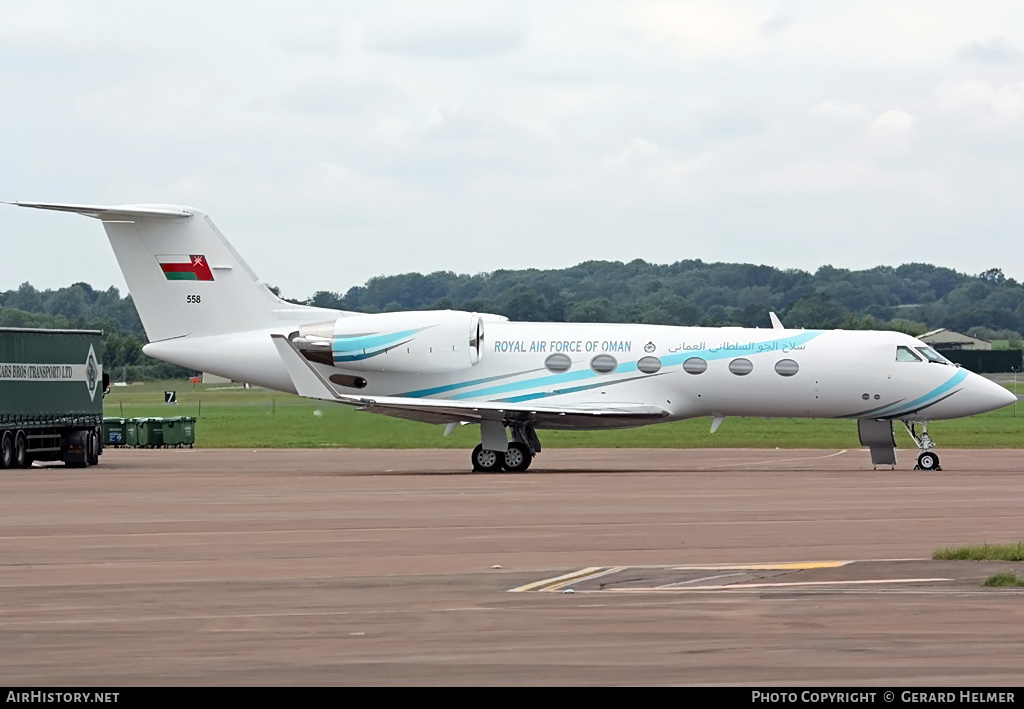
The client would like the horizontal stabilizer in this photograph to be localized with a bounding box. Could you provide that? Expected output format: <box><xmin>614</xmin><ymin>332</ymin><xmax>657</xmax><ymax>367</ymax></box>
<box><xmin>8</xmin><ymin>202</ymin><xmax>193</xmax><ymax>220</ymax></box>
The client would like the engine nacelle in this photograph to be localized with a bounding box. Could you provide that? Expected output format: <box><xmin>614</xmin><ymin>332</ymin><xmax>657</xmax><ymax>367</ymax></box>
<box><xmin>293</xmin><ymin>310</ymin><xmax>493</xmax><ymax>374</ymax></box>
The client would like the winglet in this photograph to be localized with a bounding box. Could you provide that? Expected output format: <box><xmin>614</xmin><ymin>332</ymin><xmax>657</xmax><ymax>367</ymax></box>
<box><xmin>270</xmin><ymin>334</ymin><xmax>343</xmax><ymax>401</ymax></box>
<box><xmin>769</xmin><ymin>312</ymin><xmax>784</xmax><ymax>330</ymax></box>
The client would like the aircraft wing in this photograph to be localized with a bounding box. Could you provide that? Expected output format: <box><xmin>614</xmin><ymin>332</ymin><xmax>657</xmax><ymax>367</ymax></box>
<box><xmin>271</xmin><ymin>334</ymin><xmax>670</xmax><ymax>429</ymax></box>
<box><xmin>328</xmin><ymin>394</ymin><xmax>670</xmax><ymax>428</ymax></box>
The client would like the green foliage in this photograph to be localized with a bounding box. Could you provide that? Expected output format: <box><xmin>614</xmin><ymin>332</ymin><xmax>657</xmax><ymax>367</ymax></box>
<box><xmin>983</xmin><ymin>572</ymin><xmax>1024</xmax><ymax>587</ymax></box>
<box><xmin>5</xmin><ymin>258</ymin><xmax>1024</xmax><ymax>383</ymax></box>
<box><xmin>0</xmin><ymin>284</ymin><xmax>192</xmax><ymax>382</ymax></box>
<box><xmin>298</xmin><ymin>260</ymin><xmax>1021</xmax><ymax>334</ymax></box>
<box><xmin>932</xmin><ymin>542</ymin><xmax>1024</xmax><ymax>561</ymax></box>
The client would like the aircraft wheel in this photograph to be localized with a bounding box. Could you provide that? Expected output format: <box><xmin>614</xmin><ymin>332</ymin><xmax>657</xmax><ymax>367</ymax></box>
<box><xmin>502</xmin><ymin>442</ymin><xmax>532</xmax><ymax>472</ymax></box>
<box><xmin>471</xmin><ymin>444</ymin><xmax>503</xmax><ymax>473</ymax></box>
<box><xmin>0</xmin><ymin>432</ymin><xmax>12</xmax><ymax>469</ymax></box>
<box><xmin>14</xmin><ymin>432</ymin><xmax>28</xmax><ymax>469</ymax></box>
<box><xmin>917</xmin><ymin>451</ymin><xmax>940</xmax><ymax>471</ymax></box>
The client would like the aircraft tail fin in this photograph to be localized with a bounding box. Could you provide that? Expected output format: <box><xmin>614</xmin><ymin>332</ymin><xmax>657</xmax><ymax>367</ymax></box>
<box><xmin>9</xmin><ymin>202</ymin><xmax>341</xmax><ymax>342</ymax></box>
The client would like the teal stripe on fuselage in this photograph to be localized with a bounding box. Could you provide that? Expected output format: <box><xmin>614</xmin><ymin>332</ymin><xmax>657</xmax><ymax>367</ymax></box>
<box><xmin>397</xmin><ymin>368</ymin><xmax>545</xmax><ymax>398</ymax></box>
<box><xmin>496</xmin><ymin>373</ymin><xmax>664</xmax><ymax>403</ymax></box>
<box><xmin>392</xmin><ymin>330</ymin><xmax>824</xmax><ymax>403</ymax></box>
<box><xmin>449</xmin><ymin>368</ymin><xmax>596</xmax><ymax>400</ymax></box>
<box><xmin>868</xmin><ymin>368</ymin><xmax>968</xmax><ymax>418</ymax></box>
<box><xmin>333</xmin><ymin>343</ymin><xmax>408</xmax><ymax>362</ymax></box>
<box><xmin>333</xmin><ymin>328</ymin><xmax>422</xmax><ymax>354</ymax></box>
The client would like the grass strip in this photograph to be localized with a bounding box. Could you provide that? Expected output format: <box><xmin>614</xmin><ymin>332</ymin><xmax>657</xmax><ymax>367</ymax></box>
<box><xmin>933</xmin><ymin>542</ymin><xmax>1024</xmax><ymax>561</ymax></box>
<box><xmin>103</xmin><ymin>380</ymin><xmax>1024</xmax><ymax>450</ymax></box>
<box><xmin>983</xmin><ymin>572</ymin><xmax>1024</xmax><ymax>587</ymax></box>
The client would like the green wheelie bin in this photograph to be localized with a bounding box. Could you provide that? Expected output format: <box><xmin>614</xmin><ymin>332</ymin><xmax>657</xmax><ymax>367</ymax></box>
<box><xmin>102</xmin><ymin>417</ymin><xmax>126</xmax><ymax>447</ymax></box>
<box><xmin>161</xmin><ymin>417</ymin><xmax>186</xmax><ymax>448</ymax></box>
<box><xmin>123</xmin><ymin>418</ymin><xmax>139</xmax><ymax>448</ymax></box>
<box><xmin>135</xmin><ymin>418</ymin><xmax>164</xmax><ymax>448</ymax></box>
<box><xmin>181</xmin><ymin>416</ymin><xmax>196</xmax><ymax>448</ymax></box>
<box><xmin>161</xmin><ymin>416</ymin><xmax>197</xmax><ymax>448</ymax></box>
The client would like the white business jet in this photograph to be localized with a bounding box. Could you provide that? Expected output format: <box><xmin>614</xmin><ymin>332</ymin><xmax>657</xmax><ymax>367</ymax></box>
<box><xmin>10</xmin><ymin>202</ymin><xmax>1016</xmax><ymax>472</ymax></box>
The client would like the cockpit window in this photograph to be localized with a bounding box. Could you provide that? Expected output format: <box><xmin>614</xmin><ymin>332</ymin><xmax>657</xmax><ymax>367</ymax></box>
<box><xmin>896</xmin><ymin>346</ymin><xmax>923</xmax><ymax>362</ymax></box>
<box><xmin>916</xmin><ymin>346</ymin><xmax>950</xmax><ymax>364</ymax></box>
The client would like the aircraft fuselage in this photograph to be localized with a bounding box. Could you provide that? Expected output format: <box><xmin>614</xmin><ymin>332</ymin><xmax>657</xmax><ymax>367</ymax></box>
<box><xmin>145</xmin><ymin>321</ymin><xmax>1009</xmax><ymax>428</ymax></box>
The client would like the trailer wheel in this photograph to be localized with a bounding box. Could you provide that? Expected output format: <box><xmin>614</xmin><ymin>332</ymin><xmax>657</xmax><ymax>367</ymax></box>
<box><xmin>86</xmin><ymin>432</ymin><xmax>99</xmax><ymax>466</ymax></box>
<box><xmin>13</xmin><ymin>432</ymin><xmax>28</xmax><ymax>469</ymax></box>
<box><xmin>0</xmin><ymin>432</ymin><xmax>12</xmax><ymax>469</ymax></box>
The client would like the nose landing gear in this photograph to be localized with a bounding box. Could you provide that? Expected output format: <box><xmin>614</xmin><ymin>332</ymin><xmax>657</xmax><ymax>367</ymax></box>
<box><xmin>902</xmin><ymin>421</ymin><xmax>941</xmax><ymax>471</ymax></box>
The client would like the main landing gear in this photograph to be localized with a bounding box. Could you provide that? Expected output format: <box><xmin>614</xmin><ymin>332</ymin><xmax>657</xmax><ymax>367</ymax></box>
<box><xmin>902</xmin><ymin>421</ymin><xmax>941</xmax><ymax>471</ymax></box>
<box><xmin>471</xmin><ymin>423</ymin><xmax>541</xmax><ymax>473</ymax></box>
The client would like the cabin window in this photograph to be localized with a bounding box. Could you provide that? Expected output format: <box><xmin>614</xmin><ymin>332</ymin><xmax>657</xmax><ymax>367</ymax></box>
<box><xmin>637</xmin><ymin>356</ymin><xmax>662</xmax><ymax>374</ymax></box>
<box><xmin>774</xmin><ymin>359</ymin><xmax>799</xmax><ymax>377</ymax></box>
<box><xmin>545</xmin><ymin>353</ymin><xmax>572</xmax><ymax>373</ymax></box>
<box><xmin>682</xmin><ymin>357</ymin><xmax>707</xmax><ymax>374</ymax></box>
<box><xmin>728</xmin><ymin>358</ymin><xmax>753</xmax><ymax>376</ymax></box>
<box><xmin>590</xmin><ymin>354</ymin><xmax>618</xmax><ymax>374</ymax></box>
<box><xmin>915</xmin><ymin>346</ymin><xmax>950</xmax><ymax>364</ymax></box>
<box><xmin>896</xmin><ymin>346</ymin><xmax>923</xmax><ymax>362</ymax></box>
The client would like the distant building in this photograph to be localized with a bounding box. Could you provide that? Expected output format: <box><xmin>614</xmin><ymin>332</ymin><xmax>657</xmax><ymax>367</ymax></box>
<box><xmin>919</xmin><ymin>328</ymin><xmax>992</xmax><ymax>351</ymax></box>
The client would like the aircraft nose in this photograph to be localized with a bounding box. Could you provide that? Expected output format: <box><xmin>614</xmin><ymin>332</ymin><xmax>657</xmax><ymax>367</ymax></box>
<box><xmin>965</xmin><ymin>373</ymin><xmax>1017</xmax><ymax>414</ymax></box>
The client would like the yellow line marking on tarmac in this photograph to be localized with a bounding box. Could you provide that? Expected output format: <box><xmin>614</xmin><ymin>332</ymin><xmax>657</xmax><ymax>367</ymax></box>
<box><xmin>656</xmin><ymin>562</ymin><xmax>849</xmax><ymax>588</ymax></box>
<box><xmin>508</xmin><ymin>567</ymin><xmax>604</xmax><ymax>593</ymax></box>
<box><xmin>544</xmin><ymin>567</ymin><xmax>625</xmax><ymax>592</ymax></box>
<box><xmin>669</xmin><ymin>561</ymin><xmax>851</xmax><ymax>571</ymax></box>
<box><xmin>508</xmin><ymin>567</ymin><xmax>625</xmax><ymax>593</ymax></box>
<box><xmin>658</xmin><ymin>572</ymin><xmax>750</xmax><ymax>588</ymax></box>
<box><xmin>509</xmin><ymin>560</ymin><xmax>942</xmax><ymax>593</ymax></box>
<box><xmin>608</xmin><ymin>578</ymin><xmax>953</xmax><ymax>593</ymax></box>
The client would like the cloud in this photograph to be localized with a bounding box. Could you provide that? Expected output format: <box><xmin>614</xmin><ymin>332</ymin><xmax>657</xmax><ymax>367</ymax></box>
<box><xmin>761</xmin><ymin>13</ymin><xmax>793</xmax><ymax>36</ymax></box>
<box><xmin>870</xmin><ymin>109</ymin><xmax>915</xmax><ymax>135</ymax></box>
<box><xmin>937</xmin><ymin>80</ymin><xmax>1024</xmax><ymax>123</ymax></box>
<box><xmin>370</xmin><ymin>1</ymin><xmax>527</xmax><ymax>59</ymax></box>
<box><xmin>0</xmin><ymin>0</ymin><xmax>73</xmax><ymax>46</ymax></box>
<box><xmin>621</xmin><ymin>1</ymin><xmax>765</xmax><ymax>58</ymax></box>
<box><xmin>8</xmin><ymin>1</ymin><xmax>1024</xmax><ymax>295</ymax></box>
<box><xmin>605</xmin><ymin>137</ymin><xmax>658</xmax><ymax>167</ymax></box>
<box><xmin>956</xmin><ymin>37</ymin><xmax>1024</xmax><ymax>63</ymax></box>
<box><xmin>811</xmin><ymin>102</ymin><xmax>873</xmax><ymax>123</ymax></box>
<box><xmin>374</xmin><ymin>31</ymin><xmax>524</xmax><ymax>59</ymax></box>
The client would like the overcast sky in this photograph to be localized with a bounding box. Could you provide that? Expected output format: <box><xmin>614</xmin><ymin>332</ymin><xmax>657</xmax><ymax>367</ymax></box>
<box><xmin>3</xmin><ymin>1</ymin><xmax>1024</xmax><ymax>301</ymax></box>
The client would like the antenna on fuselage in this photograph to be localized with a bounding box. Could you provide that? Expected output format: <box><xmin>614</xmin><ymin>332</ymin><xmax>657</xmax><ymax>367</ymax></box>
<box><xmin>769</xmin><ymin>312</ymin><xmax>784</xmax><ymax>330</ymax></box>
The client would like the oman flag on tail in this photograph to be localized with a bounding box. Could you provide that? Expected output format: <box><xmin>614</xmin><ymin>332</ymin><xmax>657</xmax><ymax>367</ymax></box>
<box><xmin>157</xmin><ymin>254</ymin><xmax>214</xmax><ymax>281</ymax></box>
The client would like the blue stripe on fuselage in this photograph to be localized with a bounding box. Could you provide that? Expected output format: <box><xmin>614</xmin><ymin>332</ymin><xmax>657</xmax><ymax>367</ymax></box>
<box><xmin>405</xmin><ymin>331</ymin><xmax>824</xmax><ymax>402</ymax></box>
<box><xmin>397</xmin><ymin>368</ymin><xmax>545</xmax><ymax>398</ymax></box>
<box><xmin>332</xmin><ymin>328</ymin><xmax>423</xmax><ymax>354</ymax></box>
<box><xmin>449</xmin><ymin>368</ymin><xmax>596</xmax><ymax>400</ymax></box>
<box><xmin>869</xmin><ymin>368</ymin><xmax>968</xmax><ymax>418</ymax></box>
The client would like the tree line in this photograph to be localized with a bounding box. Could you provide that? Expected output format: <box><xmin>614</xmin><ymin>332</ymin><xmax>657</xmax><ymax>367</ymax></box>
<box><xmin>305</xmin><ymin>261</ymin><xmax>1024</xmax><ymax>344</ymax></box>
<box><xmin>2</xmin><ymin>260</ymin><xmax>1022</xmax><ymax>381</ymax></box>
<box><xmin>0</xmin><ymin>282</ymin><xmax>185</xmax><ymax>382</ymax></box>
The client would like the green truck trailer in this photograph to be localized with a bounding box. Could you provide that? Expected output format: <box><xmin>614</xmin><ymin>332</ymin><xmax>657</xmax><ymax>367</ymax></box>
<box><xmin>0</xmin><ymin>328</ymin><xmax>108</xmax><ymax>468</ymax></box>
